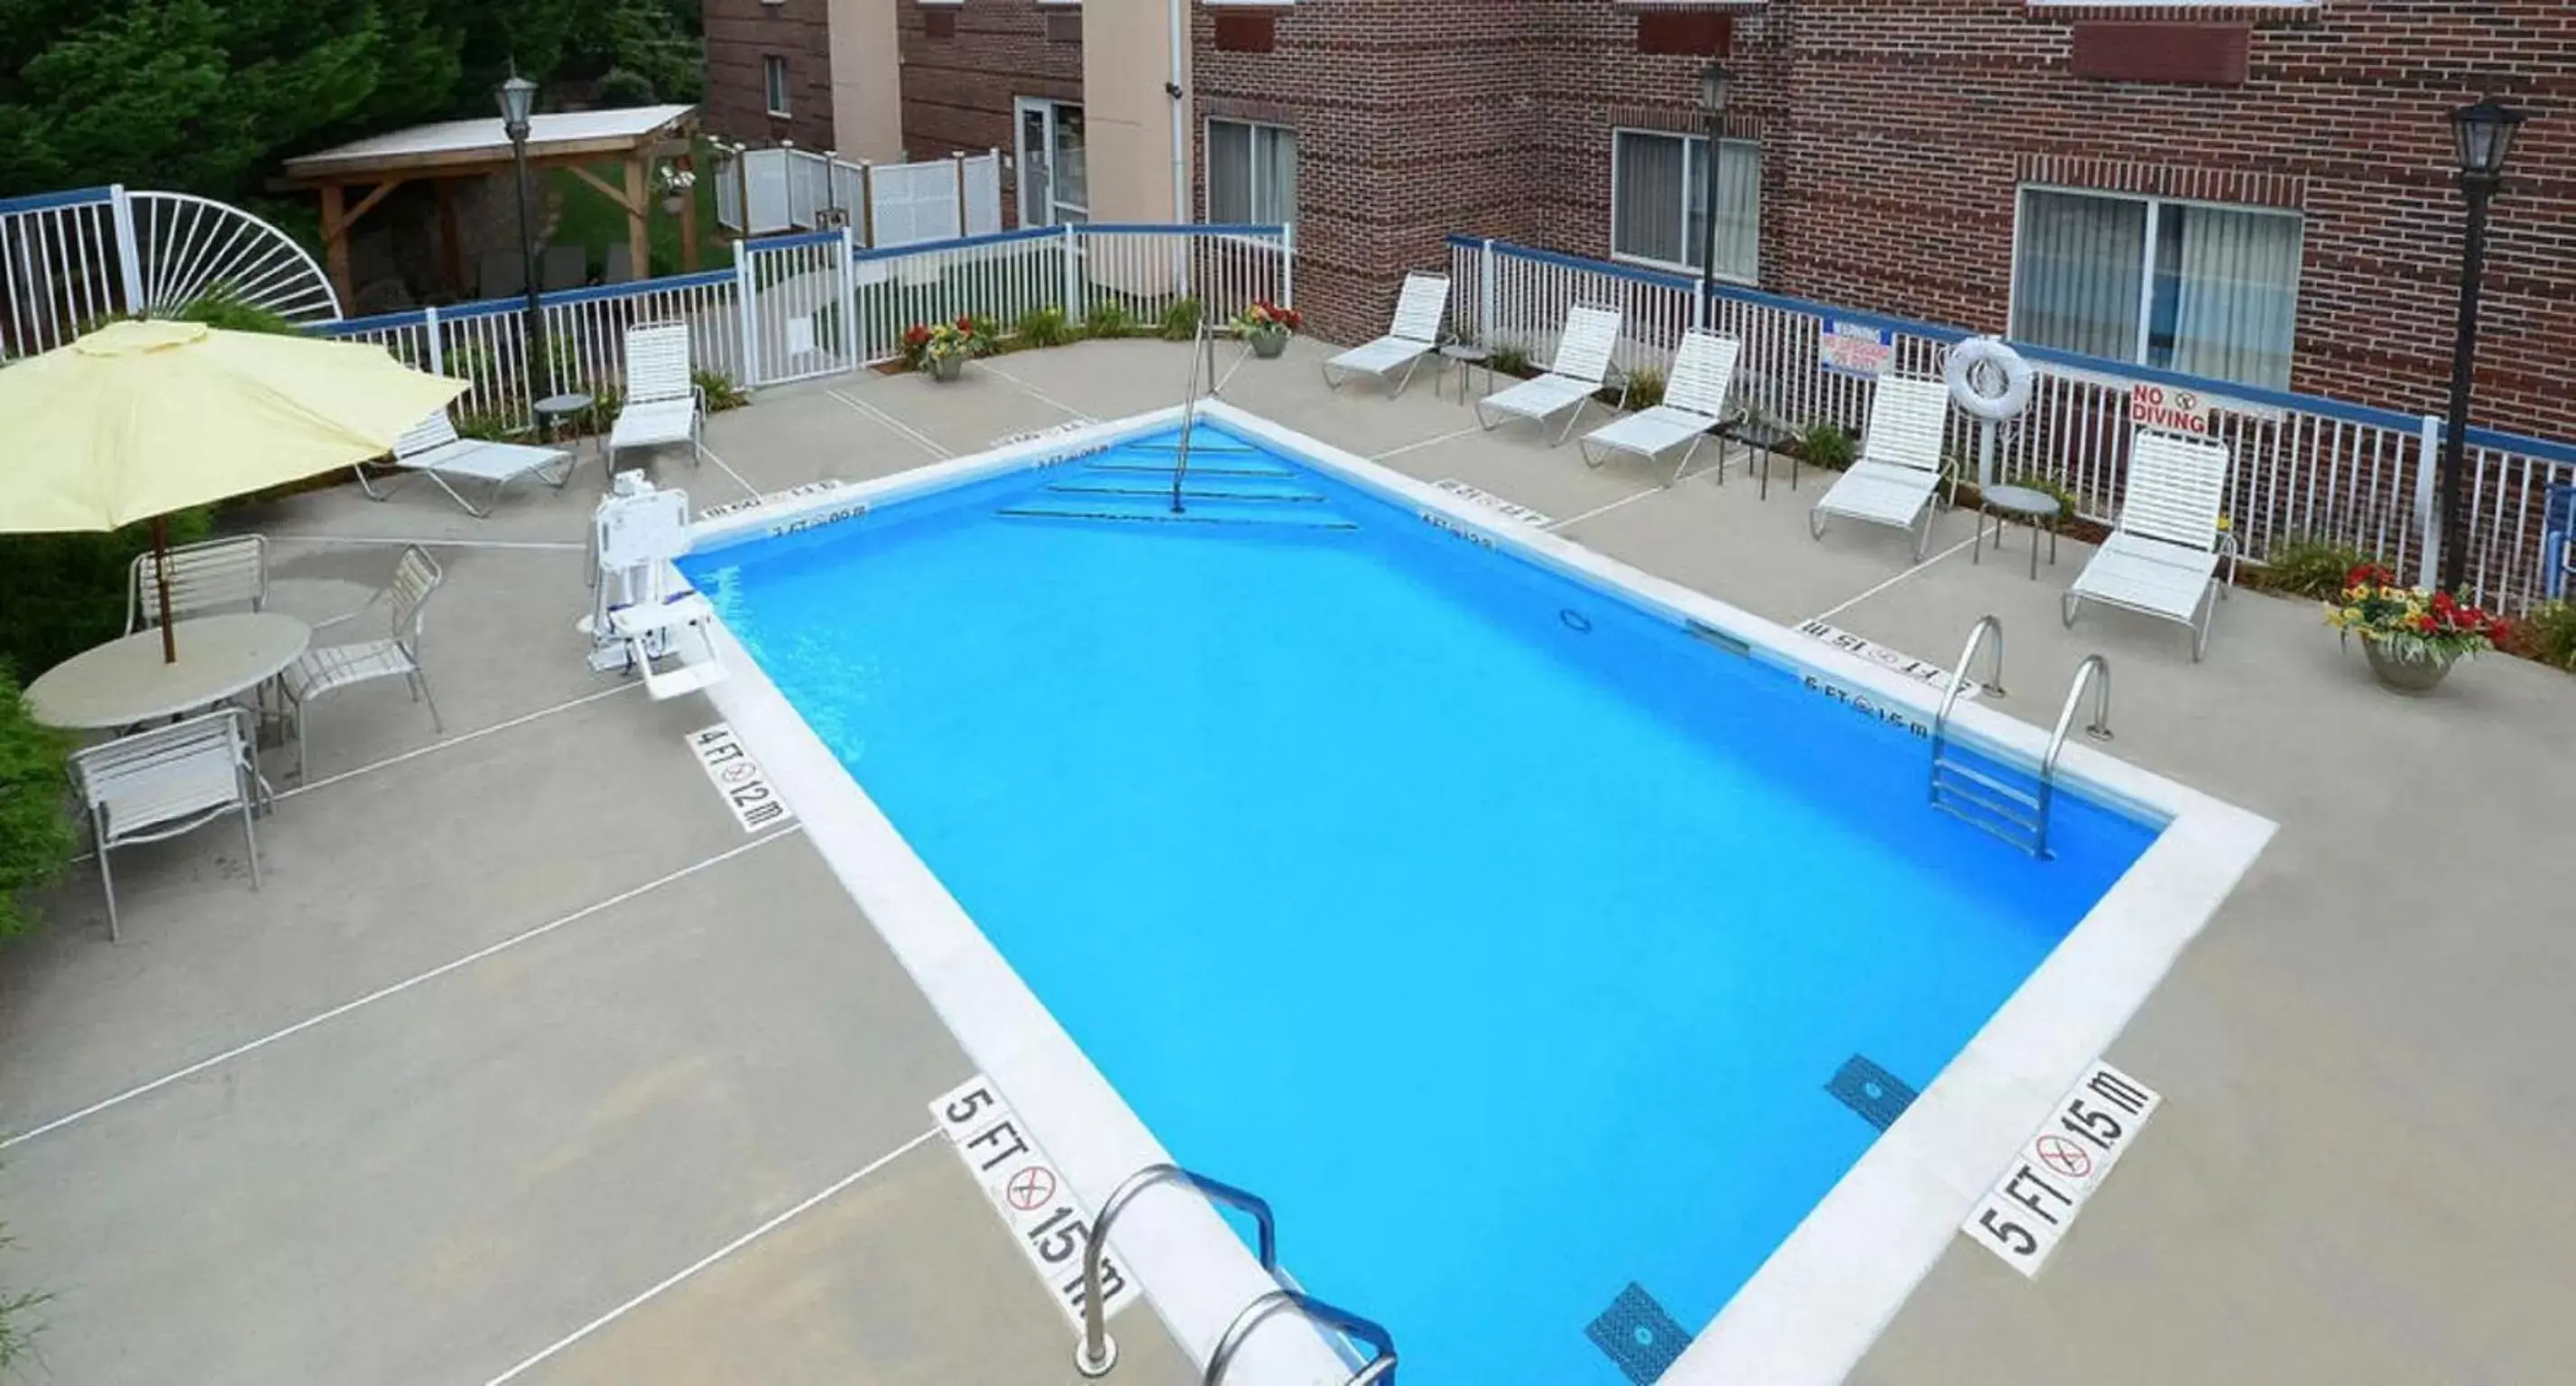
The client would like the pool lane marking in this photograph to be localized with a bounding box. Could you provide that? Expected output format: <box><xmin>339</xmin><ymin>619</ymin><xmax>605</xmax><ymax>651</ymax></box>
<box><xmin>824</xmin><ymin>385</ymin><xmax>952</xmax><ymax>458</ymax></box>
<box><xmin>481</xmin><ymin>1127</ymin><xmax>940</xmax><ymax>1385</ymax></box>
<box><xmin>1544</xmin><ymin>484</ymin><xmax>1667</xmax><ymax>532</ymax></box>
<box><xmin>1369</xmin><ymin>425</ymin><xmax>1484</xmax><ymax>463</ymax></box>
<box><xmin>0</xmin><ymin>828</ymin><xmax>804</xmax><ymax>1151</ymax></box>
<box><xmin>1806</xmin><ymin>532</ymin><xmax>1982</xmax><ymax>624</ymax></box>
<box><xmin>694</xmin><ymin>442</ymin><xmax>762</xmax><ymax>502</ymax></box>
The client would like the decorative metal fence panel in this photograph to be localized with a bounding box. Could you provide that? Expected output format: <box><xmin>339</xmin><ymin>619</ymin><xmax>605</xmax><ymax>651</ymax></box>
<box><xmin>736</xmin><ymin>230</ymin><xmax>855</xmax><ymax>388</ymax></box>
<box><xmin>850</xmin><ymin>226</ymin><xmax>1065</xmax><ymax>365</ymax></box>
<box><xmin>0</xmin><ymin>187</ymin><xmax>125</xmax><ymax>359</ymax></box>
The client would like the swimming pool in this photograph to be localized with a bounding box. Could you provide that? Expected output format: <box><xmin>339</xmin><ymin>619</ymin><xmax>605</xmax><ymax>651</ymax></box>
<box><xmin>684</xmin><ymin>403</ymin><xmax>2269</xmax><ymax>1385</ymax></box>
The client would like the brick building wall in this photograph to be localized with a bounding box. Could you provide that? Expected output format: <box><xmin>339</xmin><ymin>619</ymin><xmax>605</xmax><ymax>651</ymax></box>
<box><xmin>704</xmin><ymin>0</ymin><xmax>840</xmax><ymax>150</ymax></box>
<box><xmin>898</xmin><ymin>1</ymin><xmax>1087</xmax><ymax>224</ymax></box>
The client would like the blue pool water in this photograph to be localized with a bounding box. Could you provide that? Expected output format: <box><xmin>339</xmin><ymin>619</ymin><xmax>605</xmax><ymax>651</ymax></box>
<box><xmin>684</xmin><ymin>422</ymin><xmax>2158</xmax><ymax>1383</ymax></box>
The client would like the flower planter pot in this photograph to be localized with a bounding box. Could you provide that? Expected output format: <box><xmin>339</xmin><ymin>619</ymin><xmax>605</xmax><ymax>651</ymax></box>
<box><xmin>2363</xmin><ymin>639</ymin><xmax>2456</xmax><ymax>694</ymax></box>
<box><xmin>661</xmin><ymin>193</ymin><xmax>687</xmax><ymax>214</ymax></box>
<box><xmin>927</xmin><ymin>354</ymin><xmax>965</xmax><ymax>383</ymax></box>
<box><xmin>1247</xmin><ymin>326</ymin><xmax>1289</xmax><ymax>360</ymax></box>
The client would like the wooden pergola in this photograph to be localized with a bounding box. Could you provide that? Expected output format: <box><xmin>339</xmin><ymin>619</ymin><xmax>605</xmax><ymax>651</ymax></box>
<box><xmin>280</xmin><ymin>105</ymin><xmax>702</xmax><ymax>305</ymax></box>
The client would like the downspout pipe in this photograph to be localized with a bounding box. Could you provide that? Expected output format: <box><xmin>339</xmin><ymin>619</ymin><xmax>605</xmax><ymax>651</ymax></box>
<box><xmin>1168</xmin><ymin>0</ymin><xmax>1187</xmax><ymax>223</ymax></box>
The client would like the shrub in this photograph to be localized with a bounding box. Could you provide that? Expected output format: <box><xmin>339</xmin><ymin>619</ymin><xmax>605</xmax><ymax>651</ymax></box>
<box><xmin>1015</xmin><ymin>305</ymin><xmax>1074</xmax><ymax>348</ymax></box>
<box><xmin>595</xmin><ymin>67</ymin><xmax>659</xmax><ymax>107</ymax></box>
<box><xmin>0</xmin><ymin>669</ymin><xmax>76</xmax><ymax>939</ymax></box>
<box><xmin>1620</xmin><ymin>365</ymin><xmax>1665</xmax><ymax>411</ymax></box>
<box><xmin>171</xmin><ymin>284</ymin><xmax>300</xmax><ymax>336</ymax></box>
<box><xmin>1999</xmin><ymin>473</ymin><xmax>2082</xmax><ymax>527</ymax></box>
<box><xmin>2506</xmin><ymin>599</ymin><xmax>2576</xmax><ymax>671</ymax></box>
<box><xmin>1796</xmin><ymin>421</ymin><xmax>1857</xmax><ymax>471</ymax></box>
<box><xmin>2258</xmin><ymin>535</ymin><xmax>2368</xmax><ymax>599</ymax></box>
<box><xmin>1488</xmin><ymin>341</ymin><xmax>1531</xmax><ymax>377</ymax></box>
<box><xmin>1158</xmin><ymin>297</ymin><xmax>1202</xmax><ymax>342</ymax></box>
<box><xmin>693</xmin><ymin>370</ymin><xmax>748</xmax><ymax>412</ymax></box>
<box><xmin>0</xmin><ymin>510</ymin><xmax>213</xmax><ymax>683</ymax></box>
<box><xmin>1084</xmin><ymin>300</ymin><xmax>1136</xmax><ymax>339</ymax></box>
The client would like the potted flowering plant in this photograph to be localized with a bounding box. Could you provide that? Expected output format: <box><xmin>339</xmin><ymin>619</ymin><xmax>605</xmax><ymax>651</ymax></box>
<box><xmin>1232</xmin><ymin>300</ymin><xmax>1301</xmax><ymax>359</ymax></box>
<box><xmin>2324</xmin><ymin>563</ymin><xmax>2508</xmax><ymax>693</ymax></box>
<box><xmin>904</xmin><ymin>317</ymin><xmax>989</xmax><ymax>382</ymax></box>
<box><xmin>655</xmin><ymin>164</ymin><xmax>696</xmax><ymax>214</ymax></box>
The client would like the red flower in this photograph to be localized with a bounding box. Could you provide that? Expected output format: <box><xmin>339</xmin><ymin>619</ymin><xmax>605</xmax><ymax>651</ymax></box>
<box><xmin>902</xmin><ymin>323</ymin><xmax>933</xmax><ymax>348</ymax></box>
<box><xmin>956</xmin><ymin>315</ymin><xmax>975</xmax><ymax>334</ymax></box>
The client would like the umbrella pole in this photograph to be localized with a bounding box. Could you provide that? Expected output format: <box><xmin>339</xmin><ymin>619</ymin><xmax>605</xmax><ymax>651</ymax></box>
<box><xmin>152</xmin><ymin>514</ymin><xmax>178</xmax><ymax>663</ymax></box>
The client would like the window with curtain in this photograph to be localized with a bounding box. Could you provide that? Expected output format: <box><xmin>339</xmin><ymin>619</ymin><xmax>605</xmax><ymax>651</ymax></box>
<box><xmin>1611</xmin><ymin>130</ymin><xmax>1759</xmax><ymax>282</ymax></box>
<box><xmin>1206</xmin><ymin>119</ymin><xmax>1297</xmax><ymax>226</ymax></box>
<box><xmin>762</xmin><ymin>57</ymin><xmax>789</xmax><ymax>116</ymax></box>
<box><xmin>2011</xmin><ymin>188</ymin><xmax>2303</xmax><ymax>391</ymax></box>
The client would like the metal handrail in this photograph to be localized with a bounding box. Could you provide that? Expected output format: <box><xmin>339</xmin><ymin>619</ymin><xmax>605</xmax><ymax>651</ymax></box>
<box><xmin>2034</xmin><ymin>654</ymin><xmax>2112</xmax><ymax>857</ymax></box>
<box><xmin>1075</xmin><ymin>1162</ymin><xmax>1279</xmax><ymax>1378</ymax></box>
<box><xmin>1204</xmin><ymin>1288</ymin><xmax>1398</xmax><ymax>1386</ymax></box>
<box><xmin>1928</xmin><ymin>614</ymin><xmax>2006</xmax><ymax>778</ymax></box>
<box><xmin>1169</xmin><ymin>312</ymin><xmax>1220</xmax><ymax>513</ymax></box>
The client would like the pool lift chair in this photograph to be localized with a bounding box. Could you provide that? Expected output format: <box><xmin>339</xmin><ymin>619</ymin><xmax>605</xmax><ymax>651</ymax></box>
<box><xmin>582</xmin><ymin>472</ymin><xmax>727</xmax><ymax>700</ymax></box>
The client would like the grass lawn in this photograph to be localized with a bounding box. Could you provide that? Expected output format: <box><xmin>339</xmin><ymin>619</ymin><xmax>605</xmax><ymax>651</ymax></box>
<box><xmin>546</xmin><ymin>137</ymin><xmax>724</xmax><ymax>281</ymax></box>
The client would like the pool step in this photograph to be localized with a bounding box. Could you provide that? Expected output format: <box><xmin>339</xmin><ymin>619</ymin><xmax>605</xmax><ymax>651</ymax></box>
<box><xmin>999</xmin><ymin>494</ymin><xmax>1359</xmax><ymax>531</ymax></box>
<box><xmin>1047</xmin><ymin>476</ymin><xmax>1326</xmax><ymax>504</ymax></box>
<box><xmin>1081</xmin><ymin>458</ymin><xmax>1301</xmax><ymax>480</ymax></box>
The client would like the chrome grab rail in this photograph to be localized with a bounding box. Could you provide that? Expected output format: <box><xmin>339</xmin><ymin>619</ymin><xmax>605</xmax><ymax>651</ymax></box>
<box><xmin>1169</xmin><ymin>312</ymin><xmax>1219</xmax><ymax>513</ymax></box>
<box><xmin>1204</xmin><ymin>1288</ymin><xmax>1399</xmax><ymax>1386</ymax></box>
<box><xmin>1928</xmin><ymin>614</ymin><xmax>2006</xmax><ymax>778</ymax></box>
<box><xmin>2034</xmin><ymin>654</ymin><xmax>2113</xmax><ymax>856</ymax></box>
<box><xmin>1075</xmin><ymin>1162</ymin><xmax>1279</xmax><ymax>1378</ymax></box>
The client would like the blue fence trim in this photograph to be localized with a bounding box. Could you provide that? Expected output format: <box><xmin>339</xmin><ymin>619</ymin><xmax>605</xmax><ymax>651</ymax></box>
<box><xmin>853</xmin><ymin>224</ymin><xmax>1060</xmax><ymax>262</ymax></box>
<box><xmin>319</xmin><ymin>309</ymin><xmax>430</xmax><ymax>336</ymax></box>
<box><xmin>0</xmin><ymin>186</ymin><xmax>115</xmax><ymax>215</ymax></box>
<box><xmin>742</xmin><ymin>228</ymin><xmax>845</xmax><ymax>253</ymax></box>
<box><xmin>542</xmin><ymin>269</ymin><xmax>734</xmax><ymax>307</ymax></box>
<box><xmin>2465</xmin><ymin>424</ymin><xmax>2576</xmax><ymax>469</ymax></box>
<box><xmin>1082</xmin><ymin>222</ymin><xmax>1285</xmax><ymax>237</ymax></box>
<box><xmin>313</xmin><ymin>271</ymin><xmax>742</xmax><ymax>336</ymax></box>
<box><xmin>1456</xmin><ymin>233</ymin><xmax>2431</xmax><ymax>437</ymax></box>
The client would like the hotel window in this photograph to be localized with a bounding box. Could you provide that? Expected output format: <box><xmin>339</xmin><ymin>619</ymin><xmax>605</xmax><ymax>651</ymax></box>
<box><xmin>1611</xmin><ymin>129</ymin><xmax>1759</xmax><ymax>283</ymax></box>
<box><xmin>1206</xmin><ymin>119</ymin><xmax>1297</xmax><ymax>227</ymax></box>
<box><xmin>762</xmin><ymin>56</ymin><xmax>789</xmax><ymax>117</ymax></box>
<box><xmin>2011</xmin><ymin>188</ymin><xmax>2303</xmax><ymax>391</ymax></box>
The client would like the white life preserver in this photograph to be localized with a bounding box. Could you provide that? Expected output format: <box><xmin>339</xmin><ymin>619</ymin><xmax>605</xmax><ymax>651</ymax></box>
<box><xmin>1945</xmin><ymin>336</ymin><xmax>2034</xmax><ymax>422</ymax></box>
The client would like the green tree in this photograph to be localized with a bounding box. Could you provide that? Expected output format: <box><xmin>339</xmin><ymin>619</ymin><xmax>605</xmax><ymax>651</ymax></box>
<box><xmin>0</xmin><ymin>668</ymin><xmax>76</xmax><ymax>939</ymax></box>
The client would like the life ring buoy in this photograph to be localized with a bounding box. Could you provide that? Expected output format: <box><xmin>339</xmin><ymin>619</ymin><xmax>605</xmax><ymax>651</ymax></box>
<box><xmin>1944</xmin><ymin>336</ymin><xmax>2033</xmax><ymax>423</ymax></box>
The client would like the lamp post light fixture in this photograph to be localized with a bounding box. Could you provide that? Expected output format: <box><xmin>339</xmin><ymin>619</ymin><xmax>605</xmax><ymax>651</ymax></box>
<box><xmin>1696</xmin><ymin>61</ymin><xmax>1733</xmax><ymax>308</ymax></box>
<box><xmin>2435</xmin><ymin>95</ymin><xmax>2529</xmax><ymax>595</ymax></box>
<box><xmin>495</xmin><ymin>68</ymin><xmax>547</xmax><ymax>413</ymax></box>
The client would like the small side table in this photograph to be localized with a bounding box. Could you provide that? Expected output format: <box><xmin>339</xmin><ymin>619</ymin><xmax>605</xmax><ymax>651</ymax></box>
<box><xmin>1437</xmin><ymin>344</ymin><xmax>1492</xmax><ymax>404</ymax></box>
<box><xmin>1719</xmin><ymin>417</ymin><xmax>1802</xmax><ymax>501</ymax></box>
<box><xmin>533</xmin><ymin>392</ymin><xmax>596</xmax><ymax>486</ymax></box>
<box><xmin>1978</xmin><ymin>484</ymin><xmax>2063</xmax><ymax>579</ymax></box>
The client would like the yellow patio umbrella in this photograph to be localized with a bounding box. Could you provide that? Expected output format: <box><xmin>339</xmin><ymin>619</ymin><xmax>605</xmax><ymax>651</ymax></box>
<box><xmin>0</xmin><ymin>319</ymin><xmax>467</xmax><ymax>662</ymax></box>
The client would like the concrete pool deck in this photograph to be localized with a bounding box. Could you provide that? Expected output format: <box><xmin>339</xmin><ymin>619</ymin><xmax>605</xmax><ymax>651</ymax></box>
<box><xmin>3</xmin><ymin>336</ymin><xmax>2570</xmax><ymax>1384</ymax></box>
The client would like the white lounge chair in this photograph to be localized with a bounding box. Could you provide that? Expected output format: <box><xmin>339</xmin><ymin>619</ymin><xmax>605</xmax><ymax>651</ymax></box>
<box><xmin>608</xmin><ymin>323</ymin><xmax>706</xmax><ymax>474</ymax></box>
<box><xmin>1808</xmin><ymin>375</ymin><xmax>1955</xmax><ymax>559</ymax></box>
<box><xmin>1578</xmin><ymin>330</ymin><xmax>1743</xmax><ymax>484</ymax></box>
<box><xmin>357</xmin><ymin>409</ymin><xmax>571</xmax><ymax>517</ymax></box>
<box><xmin>279</xmin><ymin>545</ymin><xmax>445</xmax><ymax>778</ymax></box>
<box><xmin>127</xmin><ymin>534</ymin><xmax>266</xmax><ymax>633</ymax></box>
<box><xmin>2063</xmin><ymin>430</ymin><xmax>2238</xmax><ymax>661</ymax></box>
<box><xmin>1321</xmin><ymin>273</ymin><xmax>1450</xmax><ymax>397</ymax></box>
<box><xmin>70</xmin><ymin>707</ymin><xmax>265</xmax><ymax>939</ymax></box>
<box><xmin>1477</xmin><ymin>304</ymin><xmax>1624</xmax><ymax>447</ymax></box>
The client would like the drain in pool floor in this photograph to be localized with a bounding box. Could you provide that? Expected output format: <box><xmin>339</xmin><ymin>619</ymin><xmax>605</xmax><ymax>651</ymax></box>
<box><xmin>1826</xmin><ymin>1054</ymin><xmax>1920</xmax><ymax>1132</ymax></box>
<box><xmin>1586</xmin><ymin>1282</ymin><xmax>1693</xmax><ymax>1384</ymax></box>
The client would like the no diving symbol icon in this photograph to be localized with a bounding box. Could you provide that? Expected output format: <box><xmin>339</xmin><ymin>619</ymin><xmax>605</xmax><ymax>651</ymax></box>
<box><xmin>1004</xmin><ymin>1165</ymin><xmax>1057</xmax><ymax>1212</ymax></box>
<box><xmin>2035</xmin><ymin>1134</ymin><xmax>2092</xmax><ymax>1180</ymax></box>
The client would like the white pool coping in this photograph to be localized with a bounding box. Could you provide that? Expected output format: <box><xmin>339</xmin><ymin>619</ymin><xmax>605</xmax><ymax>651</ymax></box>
<box><xmin>689</xmin><ymin>401</ymin><xmax>2276</xmax><ymax>1385</ymax></box>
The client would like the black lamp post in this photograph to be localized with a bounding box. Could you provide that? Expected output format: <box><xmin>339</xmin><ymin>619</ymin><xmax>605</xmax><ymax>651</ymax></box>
<box><xmin>495</xmin><ymin>68</ymin><xmax>546</xmax><ymax>411</ymax></box>
<box><xmin>1696</xmin><ymin>61</ymin><xmax>1733</xmax><ymax>302</ymax></box>
<box><xmin>2435</xmin><ymin>95</ymin><xmax>2528</xmax><ymax>594</ymax></box>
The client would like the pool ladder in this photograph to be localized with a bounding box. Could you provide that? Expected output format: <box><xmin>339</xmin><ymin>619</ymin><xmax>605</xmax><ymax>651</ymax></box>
<box><xmin>1927</xmin><ymin>616</ymin><xmax>2113</xmax><ymax>859</ymax></box>
<box><xmin>1075</xmin><ymin>1162</ymin><xmax>1398</xmax><ymax>1385</ymax></box>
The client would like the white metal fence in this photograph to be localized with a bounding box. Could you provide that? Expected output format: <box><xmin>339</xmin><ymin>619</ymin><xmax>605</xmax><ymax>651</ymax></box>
<box><xmin>2</xmin><ymin>184</ymin><xmax>341</xmax><ymax>361</ymax></box>
<box><xmin>714</xmin><ymin>144</ymin><xmax>1004</xmax><ymax>247</ymax></box>
<box><xmin>1447</xmin><ymin>235</ymin><xmax>2575</xmax><ymax>612</ymax></box>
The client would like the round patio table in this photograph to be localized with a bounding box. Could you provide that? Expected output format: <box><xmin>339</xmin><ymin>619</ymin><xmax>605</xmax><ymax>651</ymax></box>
<box><xmin>24</xmin><ymin>612</ymin><xmax>312</xmax><ymax>730</ymax></box>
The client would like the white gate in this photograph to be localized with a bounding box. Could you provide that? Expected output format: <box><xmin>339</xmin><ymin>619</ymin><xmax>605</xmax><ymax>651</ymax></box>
<box><xmin>734</xmin><ymin>229</ymin><xmax>856</xmax><ymax>388</ymax></box>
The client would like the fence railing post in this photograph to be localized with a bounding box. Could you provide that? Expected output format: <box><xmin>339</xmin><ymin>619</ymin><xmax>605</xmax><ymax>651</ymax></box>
<box><xmin>734</xmin><ymin>237</ymin><xmax>760</xmax><ymax>389</ymax></box>
<box><xmin>2414</xmin><ymin>412</ymin><xmax>2443</xmax><ymax>589</ymax></box>
<box><xmin>836</xmin><ymin>225</ymin><xmax>859</xmax><ymax>373</ymax></box>
<box><xmin>1062</xmin><ymin>224</ymin><xmax>1081</xmax><ymax>322</ymax></box>
<box><xmin>858</xmin><ymin>162</ymin><xmax>877</xmax><ymax>248</ymax></box>
<box><xmin>1279</xmin><ymin>222</ymin><xmax>1295</xmax><ymax>310</ymax></box>
<box><xmin>423</xmin><ymin>304</ymin><xmax>443</xmax><ymax>376</ymax></box>
<box><xmin>108</xmin><ymin>184</ymin><xmax>145</xmax><ymax>314</ymax></box>
<box><xmin>1479</xmin><ymin>238</ymin><xmax>1496</xmax><ymax>345</ymax></box>
<box><xmin>952</xmin><ymin>152</ymin><xmax>969</xmax><ymax>240</ymax></box>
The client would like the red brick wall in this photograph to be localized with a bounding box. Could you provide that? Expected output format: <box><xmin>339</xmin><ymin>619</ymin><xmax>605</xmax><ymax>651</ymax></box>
<box><xmin>898</xmin><ymin>1</ymin><xmax>1086</xmax><ymax>226</ymax></box>
<box><xmin>703</xmin><ymin>0</ymin><xmax>838</xmax><ymax>150</ymax></box>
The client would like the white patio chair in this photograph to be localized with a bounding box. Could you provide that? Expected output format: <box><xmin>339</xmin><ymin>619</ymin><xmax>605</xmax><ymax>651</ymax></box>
<box><xmin>1808</xmin><ymin>375</ymin><xmax>1955</xmax><ymax>559</ymax></box>
<box><xmin>2064</xmin><ymin>430</ymin><xmax>2238</xmax><ymax>661</ymax></box>
<box><xmin>127</xmin><ymin>534</ymin><xmax>266</xmax><ymax>633</ymax></box>
<box><xmin>1321</xmin><ymin>273</ymin><xmax>1450</xmax><ymax>397</ymax></box>
<box><xmin>70</xmin><ymin>707</ymin><xmax>264</xmax><ymax>940</ymax></box>
<box><xmin>1578</xmin><ymin>330</ymin><xmax>1743</xmax><ymax>485</ymax></box>
<box><xmin>1477</xmin><ymin>304</ymin><xmax>1625</xmax><ymax>447</ymax></box>
<box><xmin>279</xmin><ymin>545</ymin><xmax>444</xmax><ymax>778</ymax></box>
<box><xmin>355</xmin><ymin>409</ymin><xmax>571</xmax><ymax>517</ymax></box>
<box><xmin>607</xmin><ymin>323</ymin><xmax>706</xmax><ymax>474</ymax></box>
